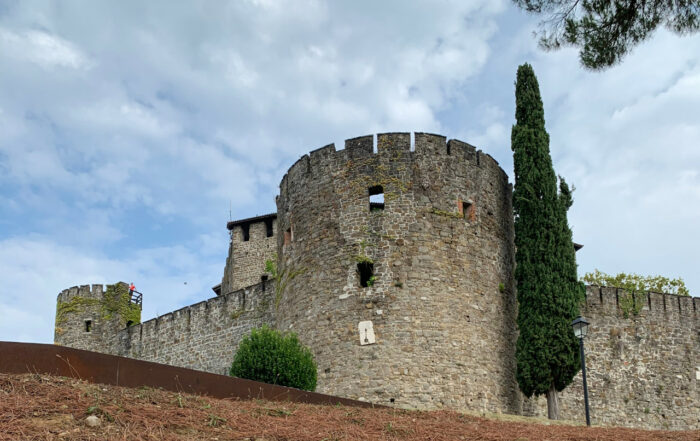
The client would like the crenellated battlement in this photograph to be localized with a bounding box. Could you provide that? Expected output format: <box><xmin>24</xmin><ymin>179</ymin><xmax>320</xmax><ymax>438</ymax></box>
<box><xmin>279</xmin><ymin>132</ymin><xmax>507</xmax><ymax>200</ymax></box>
<box><xmin>135</xmin><ymin>279</ymin><xmax>273</xmax><ymax>333</ymax></box>
<box><xmin>57</xmin><ymin>283</ymin><xmax>116</xmax><ymax>302</ymax></box>
<box><xmin>583</xmin><ymin>285</ymin><xmax>699</xmax><ymax>323</ymax></box>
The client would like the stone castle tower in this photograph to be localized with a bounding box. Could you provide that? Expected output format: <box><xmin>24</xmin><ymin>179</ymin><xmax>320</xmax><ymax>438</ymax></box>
<box><xmin>54</xmin><ymin>283</ymin><xmax>142</xmax><ymax>353</ymax></box>
<box><xmin>54</xmin><ymin>132</ymin><xmax>699</xmax><ymax>429</ymax></box>
<box><xmin>272</xmin><ymin>133</ymin><xmax>519</xmax><ymax>411</ymax></box>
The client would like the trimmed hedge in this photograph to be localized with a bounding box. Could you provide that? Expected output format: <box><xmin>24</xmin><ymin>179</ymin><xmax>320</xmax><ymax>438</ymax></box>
<box><xmin>229</xmin><ymin>325</ymin><xmax>317</xmax><ymax>391</ymax></box>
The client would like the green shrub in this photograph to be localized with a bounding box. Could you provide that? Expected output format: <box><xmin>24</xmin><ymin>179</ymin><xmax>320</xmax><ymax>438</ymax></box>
<box><xmin>229</xmin><ymin>325</ymin><xmax>317</xmax><ymax>391</ymax></box>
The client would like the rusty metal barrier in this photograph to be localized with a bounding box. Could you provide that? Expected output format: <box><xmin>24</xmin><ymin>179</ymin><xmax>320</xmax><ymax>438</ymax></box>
<box><xmin>0</xmin><ymin>342</ymin><xmax>378</xmax><ymax>408</ymax></box>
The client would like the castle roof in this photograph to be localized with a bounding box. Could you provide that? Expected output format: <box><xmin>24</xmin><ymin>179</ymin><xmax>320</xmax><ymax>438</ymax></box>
<box><xmin>226</xmin><ymin>213</ymin><xmax>277</xmax><ymax>230</ymax></box>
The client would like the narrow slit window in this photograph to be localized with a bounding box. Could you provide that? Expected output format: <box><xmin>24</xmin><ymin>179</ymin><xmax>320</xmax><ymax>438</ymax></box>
<box><xmin>265</xmin><ymin>219</ymin><xmax>274</xmax><ymax>237</ymax></box>
<box><xmin>357</xmin><ymin>262</ymin><xmax>375</xmax><ymax>288</ymax></box>
<box><xmin>368</xmin><ymin>185</ymin><xmax>384</xmax><ymax>211</ymax></box>
<box><xmin>241</xmin><ymin>223</ymin><xmax>250</xmax><ymax>241</ymax></box>
<box><xmin>462</xmin><ymin>201</ymin><xmax>473</xmax><ymax>220</ymax></box>
<box><xmin>84</xmin><ymin>320</ymin><xmax>92</xmax><ymax>333</ymax></box>
<box><xmin>284</xmin><ymin>227</ymin><xmax>292</xmax><ymax>245</ymax></box>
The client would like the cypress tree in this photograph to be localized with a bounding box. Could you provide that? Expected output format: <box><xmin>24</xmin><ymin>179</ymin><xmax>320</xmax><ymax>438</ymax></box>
<box><xmin>511</xmin><ymin>63</ymin><xmax>585</xmax><ymax>419</ymax></box>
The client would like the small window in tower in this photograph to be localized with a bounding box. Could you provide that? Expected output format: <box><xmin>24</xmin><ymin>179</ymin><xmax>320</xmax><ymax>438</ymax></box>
<box><xmin>241</xmin><ymin>223</ymin><xmax>250</xmax><ymax>241</ymax></box>
<box><xmin>84</xmin><ymin>320</ymin><xmax>92</xmax><ymax>333</ymax></box>
<box><xmin>265</xmin><ymin>219</ymin><xmax>274</xmax><ymax>237</ymax></box>
<box><xmin>368</xmin><ymin>185</ymin><xmax>384</xmax><ymax>211</ymax></box>
<box><xmin>357</xmin><ymin>262</ymin><xmax>375</xmax><ymax>287</ymax></box>
<box><xmin>462</xmin><ymin>200</ymin><xmax>473</xmax><ymax>220</ymax></box>
<box><xmin>284</xmin><ymin>227</ymin><xmax>292</xmax><ymax>245</ymax></box>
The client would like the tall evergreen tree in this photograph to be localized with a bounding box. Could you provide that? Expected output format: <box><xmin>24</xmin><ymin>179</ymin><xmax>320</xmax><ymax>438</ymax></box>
<box><xmin>511</xmin><ymin>63</ymin><xmax>585</xmax><ymax>419</ymax></box>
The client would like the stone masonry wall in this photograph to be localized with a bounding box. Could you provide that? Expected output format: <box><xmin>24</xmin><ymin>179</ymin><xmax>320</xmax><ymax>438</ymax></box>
<box><xmin>108</xmin><ymin>280</ymin><xmax>275</xmax><ymax>376</ymax></box>
<box><xmin>221</xmin><ymin>218</ymin><xmax>277</xmax><ymax>295</ymax></box>
<box><xmin>55</xmin><ymin>283</ymin><xmax>137</xmax><ymax>354</ymax></box>
<box><xmin>524</xmin><ymin>286</ymin><xmax>699</xmax><ymax>430</ymax></box>
<box><xmin>275</xmin><ymin>133</ymin><xmax>520</xmax><ymax>413</ymax></box>
<box><xmin>53</xmin><ymin>132</ymin><xmax>700</xmax><ymax>430</ymax></box>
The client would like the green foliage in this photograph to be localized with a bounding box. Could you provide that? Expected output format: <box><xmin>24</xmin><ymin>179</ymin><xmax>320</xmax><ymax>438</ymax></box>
<box><xmin>617</xmin><ymin>291</ymin><xmax>646</xmax><ymax>318</ymax></box>
<box><xmin>102</xmin><ymin>283</ymin><xmax>141</xmax><ymax>326</ymax></box>
<box><xmin>582</xmin><ymin>269</ymin><xmax>690</xmax><ymax>296</ymax></box>
<box><xmin>583</xmin><ymin>269</ymin><xmax>689</xmax><ymax>318</ymax></box>
<box><xmin>265</xmin><ymin>254</ymin><xmax>307</xmax><ymax>309</ymax></box>
<box><xmin>511</xmin><ymin>63</ymin><xmax>585</xmax><ymax>400</ymax></box>
<box><xmin>353</xmin><ymin>254</ymin><xmax>374</xmax><ymax>264</ymax></box>
<box><xmin>365</xmin><ymin>275</ymin><xmax>376</xmax><ymax>287</ymax></box>
<box><xmin>207</xmin><ymin>414</ymin><xmax>226</xmax><ymax>427</ymax></box>
<box><xmin>229</xmin><ymin>325</ymin><xmax>317</xmax><ymax>391</ymax></box>
<box><xmin>513</xmin><ymin>0</ymin><xmax>700</xmax><ymax>70</ymax></box>
<box><xmin>352</xmin><ymin>239</ymin><xmax>375</xmax><ymax>265</ymax></box>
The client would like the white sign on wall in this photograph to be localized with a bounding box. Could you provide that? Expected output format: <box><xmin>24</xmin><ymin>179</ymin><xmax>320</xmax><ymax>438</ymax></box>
<box><xmin>358</xmin><ymin>320</ymin><xmax>376</xmax><ymax>345</ymax></box>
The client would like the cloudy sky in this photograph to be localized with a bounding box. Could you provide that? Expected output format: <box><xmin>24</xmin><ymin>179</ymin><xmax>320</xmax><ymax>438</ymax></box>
<box><xmin>1</xmin><ymin>1</ymin><xmax>698</xmax><ymax>344</ymax></box>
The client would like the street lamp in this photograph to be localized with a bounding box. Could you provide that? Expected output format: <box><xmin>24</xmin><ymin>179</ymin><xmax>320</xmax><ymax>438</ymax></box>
<box><xmin>572</xmin><ymin>316</ymin><xmax>591</xmax><ymax>426</ymax></box>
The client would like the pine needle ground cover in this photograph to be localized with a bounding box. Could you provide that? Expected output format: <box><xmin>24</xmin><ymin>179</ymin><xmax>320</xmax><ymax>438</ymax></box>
<box><xmin>1</xmin><ymin>373</ymin><xmax>697</xmax><ymax>441</ymax></box>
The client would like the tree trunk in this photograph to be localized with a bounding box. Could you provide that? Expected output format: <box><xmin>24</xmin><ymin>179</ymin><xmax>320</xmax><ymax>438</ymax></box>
<box><xmin>546</xmin><ymin>384</ymin><xmax>560</xmax><ymax>420</ymax></box>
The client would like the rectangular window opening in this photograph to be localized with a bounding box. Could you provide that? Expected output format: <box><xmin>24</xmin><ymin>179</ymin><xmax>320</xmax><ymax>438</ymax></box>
<box><xmin>357</xmin><ymin>262</ymin><xmax>375</xmax><ymax>288</ymax></box>
<box><xmin>284</xmin><ymin>227</ymin><xmax>292</xmax><ymax>245</ymax></box>
<box><xmin>265</xmin><ymin>219</ymin><xmax>274</xmax><ymax>237</ymax></box>
<box><xmin>462</xmin><ymin>201</ymin><xmax>473</xmax><ymax>220</ymax></box>
<box><xmin>84</xmin><ymin>320</ymin><xmax>92</xmax><ymax>333</ymax></box>
<box><xmin>369</xmin><ymin>185</ymin><xmax>385</xmax><ymax>211</ymax></box>
<box><xmin>241</xmin><ymin>223</ymin><xmax>250</xmax><ymax>241</ymax></box>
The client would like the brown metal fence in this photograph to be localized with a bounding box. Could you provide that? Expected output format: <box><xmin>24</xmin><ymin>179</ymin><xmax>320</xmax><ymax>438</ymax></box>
<box><xmin>0</xmin><ymin>342</ymin><xmax>378</xmax><ymax>408</ymax></box>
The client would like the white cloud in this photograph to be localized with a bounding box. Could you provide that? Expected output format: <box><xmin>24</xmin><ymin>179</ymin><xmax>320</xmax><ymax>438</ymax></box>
<box><xmin>0</xmin><ymin>237</ymin><xmax>223</xmax><ymax>343</ymax></box>
<box><xmin>0</xmin><ymin>0</ymin><xmax>698</xmax><ymax>348</ymax></box>
<box><xmin>0</xmin><ymin>28</ymin><xmax>91</xmax><ymax>70</ymax></box>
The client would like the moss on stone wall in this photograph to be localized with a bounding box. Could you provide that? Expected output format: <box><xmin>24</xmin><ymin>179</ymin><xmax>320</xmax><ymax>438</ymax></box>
<box><xmin>55</xmin><ymin>296</ymin><xmax>101</xmax><ymax>334</ymax></box>
<box><xmin>429</xmin><ymin>207</ymin><xmax>463</xmax><ymax>219</ymax></box>
<box><xmin>618</xmin><ymin>291</ymin><xmax>647</xmax><ymax>319</ymax></box>
<box><xmin>54</xmin><ymin>283</ymin><xmax>141</xmax><ymax>335</ymax></box>
<box><xmin>103</xmin><ymin>283</ymin><xmax>142</xmax><ymax>325</ymax></box>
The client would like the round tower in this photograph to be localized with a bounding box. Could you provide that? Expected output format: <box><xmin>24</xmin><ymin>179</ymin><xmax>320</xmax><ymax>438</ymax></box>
<box><xmin>54</xmin><ymin>282</ymin><xmax>142</xmax><ymax>353</ymax></box>
<box><xmin>275</xmin><ymin>132</ymin><xmax>520</xmax><ymax>413</ymax></box>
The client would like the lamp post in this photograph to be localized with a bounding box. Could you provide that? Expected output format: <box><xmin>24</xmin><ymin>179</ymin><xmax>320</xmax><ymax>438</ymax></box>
<box><xmin>572</xmin><ymin>316</ymin><xmax>591</xmax><ymax>426</ymax></box>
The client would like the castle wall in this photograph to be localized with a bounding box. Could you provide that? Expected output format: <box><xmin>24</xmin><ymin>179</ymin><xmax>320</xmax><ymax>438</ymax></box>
<box><xmin>524</xmin><ymin>286</ymin><xmax>699</xmax><ymax>430</ymax></box>
<box><xmin>53</xmin><ymin>132</ymin><xmax>700</xmax><ymax>430</ymax></box>
<box><xmin>109</xmin><ymin>280</ymin><xmax>275</xmax><ymax>376</ymax></box>
<box><xmin>275</xmin><ymin>133</ymin><xmax>520</xmax><ymax>412</ymax></box>
<box><xmin>221</xmin><ymin>218</ymin><xmax>277</xmax><ymax>295</ymax></box>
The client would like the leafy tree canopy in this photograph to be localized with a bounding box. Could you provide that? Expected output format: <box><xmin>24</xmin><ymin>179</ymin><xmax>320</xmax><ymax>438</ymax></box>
<box><xmin>514</xmin><ymin>0</ymin><xmax>700</xmax><ymax>69</ymax></box>
<box><xmin>582</xmin><ymin>269</ymin><xmax>690</xmax><ymax>295</ymax></box>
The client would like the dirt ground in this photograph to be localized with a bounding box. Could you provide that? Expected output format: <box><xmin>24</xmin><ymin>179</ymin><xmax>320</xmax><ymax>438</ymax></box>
<box><xmin>0</xmin><ymin>373</ymin><xmax>697</xmax><ymax>441</ymax></box>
